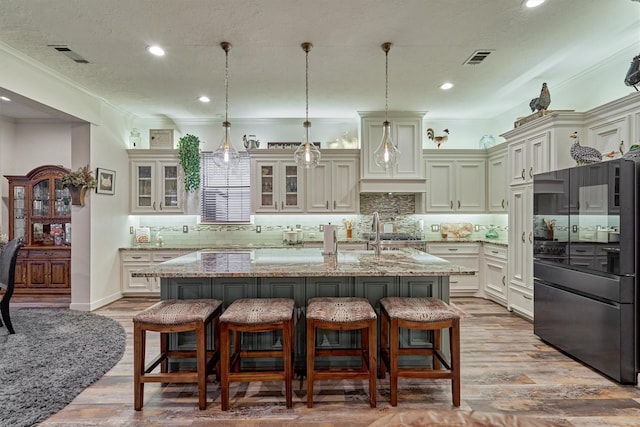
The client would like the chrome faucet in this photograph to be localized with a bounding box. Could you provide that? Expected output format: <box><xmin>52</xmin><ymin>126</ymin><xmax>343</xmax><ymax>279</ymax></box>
<box><xmin>370</xmin><ymin>211</ymin><xmax>382</xmax><ymax>255</ymax></box>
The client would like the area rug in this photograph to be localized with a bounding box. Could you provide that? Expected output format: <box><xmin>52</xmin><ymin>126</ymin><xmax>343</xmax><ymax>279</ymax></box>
<box><xmin>0</xmin><ymin>308</ymin><xmax>126</xmax><ymax>427</ymax></box>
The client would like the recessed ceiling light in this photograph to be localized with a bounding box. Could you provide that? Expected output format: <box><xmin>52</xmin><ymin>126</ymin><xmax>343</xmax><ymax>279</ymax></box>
<box><xmin>198</xmin><ymin>96</ymin><xmax>210</xmax><ymax>103</ymax></box>
<box><xmin>147</xmin><ymin>45</ymin><xmax>165</xmax><ymax>56</ymax></box>
<box><xmin>523</xmin><ymin>0</ymin><xmax>545</xmax><ymax>8</ymax></box>
<box><xmin>0</xmin><ymin>96</ymin><xmax>10</xmax><ymax>101</ymax></box>
<box><xmin>440</xmin><ymin>82</ymin><xmax>454</xmax><ymax>90</ymax></box>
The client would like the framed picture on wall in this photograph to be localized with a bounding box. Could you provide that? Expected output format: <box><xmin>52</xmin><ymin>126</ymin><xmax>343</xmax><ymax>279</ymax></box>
<box><xmin>96</xmin><ymin>168</ymin><xmax>116</xmax><ymax>195</ymax></box>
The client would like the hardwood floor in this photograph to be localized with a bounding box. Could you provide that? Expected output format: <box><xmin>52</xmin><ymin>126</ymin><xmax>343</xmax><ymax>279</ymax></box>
<box><xmin>14</xmin><ymin>296</ymin><xmax>640</xmax><ymax>426</ymax></box>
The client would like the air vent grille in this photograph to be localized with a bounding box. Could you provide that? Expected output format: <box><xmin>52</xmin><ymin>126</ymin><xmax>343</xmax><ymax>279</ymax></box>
<box><xmin>463</xmin><ymin>50</ymin><xmax>494</xmax><ymax>65</ymax></box>
<box><xmin>48</xmin><ymin>45</ymin><xmax>89</xmax><ymax>64</ymax></box>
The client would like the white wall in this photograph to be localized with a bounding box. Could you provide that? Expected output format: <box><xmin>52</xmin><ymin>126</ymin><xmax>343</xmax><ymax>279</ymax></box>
<box><xmin>1</xmin><ymin>44</ymin><xmax>132</xmax><ymax>311</ymax></box>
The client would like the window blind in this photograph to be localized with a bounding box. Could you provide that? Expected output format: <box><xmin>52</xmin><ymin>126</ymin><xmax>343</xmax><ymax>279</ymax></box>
<box><xmin>200</xmin><ymin>151</ymin><xmax>251</xmax><ymax>222</ymax></box>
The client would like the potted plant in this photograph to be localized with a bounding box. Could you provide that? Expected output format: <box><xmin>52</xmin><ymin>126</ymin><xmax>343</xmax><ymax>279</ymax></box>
<box><xmin>61</xmin><ymin>165</ymin><xmax>97</xmax><ymax>206</ymax></box>
<box><xmin>178</xmin><ymin>134</ymin><xmax>201</xmax><ymax>192</ymax></box>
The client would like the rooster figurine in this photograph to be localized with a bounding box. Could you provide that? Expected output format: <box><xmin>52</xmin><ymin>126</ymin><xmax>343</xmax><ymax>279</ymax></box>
<box><xmin>569</xmin><ymin>131</ymin><xmax>615</xmax><ymax>165</ymax></box>
<box><xmin>529</xmin><ymin>82</ymin><xmax>551</xmax><ymax>113</ymax></box>
<box><xmin>427</xmin><ymin>128</ymin><xmax>449</xmax><ymax>149</ymax></box>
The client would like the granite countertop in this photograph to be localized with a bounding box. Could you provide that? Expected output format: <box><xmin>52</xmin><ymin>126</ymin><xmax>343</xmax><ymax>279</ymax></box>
<box><xmin>130</xmin><ymin>247</ymin><xmax>475</xmax><ymax>278</ymax></box>
<box><xmin>121</xmin><ymin>238</ymin><xmax>508</xmax><ymax>251</ymax></box>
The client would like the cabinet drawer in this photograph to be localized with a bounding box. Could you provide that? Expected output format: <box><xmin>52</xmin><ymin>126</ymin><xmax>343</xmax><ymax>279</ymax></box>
<box><xmin>152</xmin><ymin>251</ymin><xmax>187</xmax><ymax>262</ymax></box>
<box><xmin>508</xmin><ymin>285</ymin><xmax>533</xmax><ymax>319</ymax></box>
<box><xmin>483</xmin><ymin>244</ymin><xmax>507</xmax><ymax>259</ymax></box>
<box><xmin>449</xmin><ymin>273</ymin><xmax>478</xmax><ymax>292</ymax></box>
<box><xmin>428</xmin><ymin>243</ymin><xmax>479</xmax><ymax>255</ymax></box>
<box><xmin>121</xmin><ymin>252</ymin><xmax>152</xmax><ymax>262</ymax></box>
<box><xmin>26</xmin><ymin>249</ymin><xmax>70</xmax><ymax>259</ymax></box>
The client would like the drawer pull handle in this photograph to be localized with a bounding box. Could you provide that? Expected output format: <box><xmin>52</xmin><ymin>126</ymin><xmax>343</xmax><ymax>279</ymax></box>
<box><xmin>523</xmin><ymin>294</ymin><xmax>532</xmax><ymax>300</ymax></box>
<box><xmin>502</xmin><ymin>276</ymin><xmax>506</xmax><ymax>285</ymax></box>
<box><xmin>491</xmin><ymin>250</ymin><xmax>499</xmax><ymax>254</ymax></box>
<box><xmin>501</xmin><ymin>199</ymin><xmax>505</xmax><ymax>209</ymax></box>
<box><xmin>528</xmin><ymin>232</ymin><xmax>533</xmax><ymax>243</ymax></box>
<box><xmin>131</xmin><ymin>256</ymin><xmax>143</xmax><ymax>259</ymax></box>
<box><xmin>521</xmin><ymin>169</ymin><xmax>526</xmax><ymax>179</ymax></box>
<box><xmin>448</xmin><ymin>248</ymin><xmax>459</xmax><ymax>251</ymax></box>
<box><xmin>521</xmin><ymin>232</ymin><xmax>526</xmax><ymax>243</ymax></box>
<box><xmin>575</xmin><ymin>249</ymin><xmax>587</xmax><ymax>252</ymax></box>
<box><xmin>529</xmin><ymin>167</ymin><xmax>533</xmax><ymax>178</ymax></box>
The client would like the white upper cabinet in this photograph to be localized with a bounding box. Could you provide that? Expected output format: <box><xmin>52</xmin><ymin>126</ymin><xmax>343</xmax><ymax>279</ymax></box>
<box><xmin>251</xmin><ymin>154</ymin><xmax>305</xmax><ymax>213</ymax></box>
<box><xmin>358</xmin><ymin>111</ymin><xmax>426</xmax><ymax>192</ymax></box>
<box><xmin>306</xmin><ymin>150</ymin><xmax>359</xmax><ymax>213</ymax></box>
<box><xmin>487</xmin><ymin>144</ymin><xmax>508</xmax><ymax>212</ymax></box>
<box><xmin>128</xmin><ymin>150</ymin><xmax>183</xmax><ymax>214</ymax></box>
<box><xmin>584</xmin><ymin>92</ymin><xmax>640</xmax><ymax>156</ymax></box>
<box><xmin>425</xmin><ymin>151</ymin><xmax>486</xmax><ymax>213</ymax></box>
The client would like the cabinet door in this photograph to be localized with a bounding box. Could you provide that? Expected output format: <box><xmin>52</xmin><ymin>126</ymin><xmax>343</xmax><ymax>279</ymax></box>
<box><xmin>426</xmin><ymin>161</ymin><xmax>455</xmax><ymax>211</ymax></box>
<box><xmin>508</xmin><ymin>140</ymin><xmax>527</xmax><ymax>186</ymax></box>
<box><xmin>456</xmin><ymin>160</ymin><xmax>485</xmax><ymax>212</ymax></box>
<box><xmin>508</xmin><ymin>185</ymin><xmax>533</xmax><ymax>315</ymax></box>
<box><xmin>130</xmin><ymin>160</ymin><xmax>156</xmax><ymax>213</ymax></box>
<box><xmin>306</xmin><ymin>161</ymin><xmax>331</xmax><ymax>212</ymax></box>
<box><xmin>259</xmin><ymin>278</ymin><xmax>305</xmax><ymax>360</ymax></box>
<box><xmin>14</xmin><ymin>259</ymin><xmax>27</xmax><ymax>286</ymax></box>
<box><xmin>528</xmin><ymin>133</ymin><xmax>550</xmax><ymax>181</ymax></box>
<box><xmin>49</xmin><ymin>260</ymin><xmax>70</xmax><ymax>288</ymax></box>
<box><xmin>488</xmin><ymin>152</ymin><xmax>508</xmax><ymax>212</ymax></box>
<box><xmin>157</xmin><ymin>160</ymin><xmax>182</xmax><ymax>213</ymax></box>
<box><xmin>279</xmin><ymin>161</ymin><xmax>304</xmax><ymax>212</ymax></box>
<box><xmin>332</xmin><ymin>159</ymin><xmax>358</xmax><ymax>212</ymax></box>
<box><xmin>26</xmin><ymin>260</ymin><xmax>47</xmax><ymax>287</ymax></box>
<box><xmin>588</xmin><ymin>115</ymin><xmax>629</xmax><ymax>156</ymax></box>
<box><xmin>360</xmin><ymin>115</ymin><xmax>423</xmax><ymax>180</ymax></box>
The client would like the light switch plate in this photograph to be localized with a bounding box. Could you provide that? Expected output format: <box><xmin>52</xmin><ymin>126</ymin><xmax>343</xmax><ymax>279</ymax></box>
<box><xmin>474</xmin><ymin>224</ymin><xmax>480</xmax><ymax>232</ymax></box>
<box><xmin>183</xmin><ymin>225</ymin><xmax>189</xmax><ymax>233</ymax></box>
<box><xmin>431</xmin><ymin>224</ymin><xmax>440</xmax><ymax>232</ymax></box>
<box><xmin>256</xmin><ymin>225</ymin><xmax>261</xmax><ymax>233</ymax></box>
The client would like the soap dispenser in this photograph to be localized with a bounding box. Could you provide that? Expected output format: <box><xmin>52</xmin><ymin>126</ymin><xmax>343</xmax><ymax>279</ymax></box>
<box><xmin>485</xmin><ymin>225</ymin><xmax>499</xmax><ymax>239</ymax></box>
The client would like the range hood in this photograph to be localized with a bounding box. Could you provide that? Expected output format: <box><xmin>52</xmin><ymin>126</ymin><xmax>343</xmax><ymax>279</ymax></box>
<box><xmin>359</xmin><ymin>178</ymin><xmax>427</xmax><ymax>193</ymax></box>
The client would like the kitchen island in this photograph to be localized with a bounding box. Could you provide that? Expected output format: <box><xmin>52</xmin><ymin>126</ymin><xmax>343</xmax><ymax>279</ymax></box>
<box><xmin>132</xmin><ymin>247</ymin><xmax>472</xmax><ymax>369</ymax></box>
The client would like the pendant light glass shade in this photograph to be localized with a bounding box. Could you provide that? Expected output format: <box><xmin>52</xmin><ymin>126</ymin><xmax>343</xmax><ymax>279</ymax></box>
<box><xmin>213</xmin><ymin>121</ymin><xmax>240</xmax><ymax>168</ymax></box>
<box><xmin>374</xmin><ymin>120</ymin><xmax>399</xmax><ymax>170</ymax></box>
<box><xmin>213</xmin><ymin>41</ymin><xmax>240</xmax><ymax>169</ymax></box>
<box><xmin>374</xmin><ymin>42</ymin><xmax>399</xmax><ymax>170</ymax></box>
<box><xmin>294</xmin><ymin>42</ymin><xmax>321</xmax><ymax>168</ymax></box>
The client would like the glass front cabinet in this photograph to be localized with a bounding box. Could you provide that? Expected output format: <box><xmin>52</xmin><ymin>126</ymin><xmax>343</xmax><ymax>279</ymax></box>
<box><xmin>128</xmin><ymin>150</ymin><xmax>183</xmax><ymax>214</ymax></box>
<box><xmin>251</xmin><ymin>155</ymin><xmax>305</xmax><ymax>213</ymax></box>
<box><xmin>4</xmin><ymin>165</ymin><xmax>72</xmax><ymax>295</ymax></box>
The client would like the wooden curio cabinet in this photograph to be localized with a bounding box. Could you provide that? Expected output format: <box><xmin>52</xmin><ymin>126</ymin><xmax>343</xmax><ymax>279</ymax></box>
<box><xmin>4</xmin><ymin>165</ymin><xmax>72</xmax><ymax>295</ymax></box>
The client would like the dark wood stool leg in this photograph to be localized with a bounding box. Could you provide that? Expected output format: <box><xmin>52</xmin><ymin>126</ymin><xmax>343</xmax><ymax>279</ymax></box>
<box><xmin>379</xmin><ymin>307</ymin><xmax>389</xmax><ymax>379</ymax></box>
<box><xmin>433</xmin><ymin>328</ymin><xmax>442</xmax><ymax>370</ymax></box>
<box><xmin>284</xmin><ymin>319</ymin><xmax>293</xmax><ymax>408</ymax></box>
<box><xmin>196</xmin><ymin>321</ymin><xmax>207</xmax><ymax>410</ymax></box>
<box><xmin>220</xmin><ymin>322</ymin><xmax>231</xmax><ymax>411</ymax></box>
<box><xmin>451</xmin><ymin>318</ymin><xmax>461</xmax><ymax>407</ymax></box>
<box><xmin>306</xmin><ymin>319</ymin><xmax>315</xmax><ymax>408</ymax></box>
<box><xmin>389</xmin><ymin>317</ymin><xmax>399</xmax><ymax>407</ymax></box>
<box><xmin>368</xmin><ymin>319</ymin><xmax>377</xmax><ymax>408</ymax></box>
<box><xmin>133</xmin><ymin>324</ymin><xmax>144</xmax><ymax>411</ymax></box>
<box><xmin>213</xmin><ymin>315</ymin><xmax>221</xmax><ymax>380</ymax></box>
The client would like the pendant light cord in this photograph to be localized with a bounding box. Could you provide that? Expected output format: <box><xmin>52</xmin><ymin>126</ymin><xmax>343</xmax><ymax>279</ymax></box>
<box><xmin>225</xmin><ymin>45</ymin><xmax>229</xmax><ymax>124</ymax></box>
<box><xmin>306</xmin><ymin>46</ymin><xmax>309</xmax><ymax>124</ymax></box>
<box><xmin>385</xmin><ymin>46</ymin><xmax>389</xmax><ymax>122</ymax></box>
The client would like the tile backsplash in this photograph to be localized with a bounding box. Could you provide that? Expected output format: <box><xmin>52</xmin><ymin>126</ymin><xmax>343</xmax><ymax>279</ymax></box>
<box><xmin>129</xmin><ymin>212</ymin><xmax>508</xmax><ymax>247</ymax></box>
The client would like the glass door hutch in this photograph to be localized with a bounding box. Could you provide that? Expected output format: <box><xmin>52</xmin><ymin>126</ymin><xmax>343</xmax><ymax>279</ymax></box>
<box><xmin>4</xmin><ymin>165</ymin><xmax>72</xmax><ymax>295</ymax></box>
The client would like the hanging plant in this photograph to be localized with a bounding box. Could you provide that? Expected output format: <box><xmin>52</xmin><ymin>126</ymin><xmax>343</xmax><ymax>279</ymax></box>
<box><xmin>178</xmin><ymin>134</ymin><xmax>201</xmax><ymax>192</ymax></box>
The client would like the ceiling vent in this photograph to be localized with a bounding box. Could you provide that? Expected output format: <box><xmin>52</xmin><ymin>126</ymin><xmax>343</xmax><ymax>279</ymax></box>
<box><xmin>48</xmin><ymin>45</ymin><xmax>89</xmax><ymax>64</ymax></box>
<box><xmin>463</xmin><ymin>50</ymin><xmax>494</xmax><ymax>65</ymax></box>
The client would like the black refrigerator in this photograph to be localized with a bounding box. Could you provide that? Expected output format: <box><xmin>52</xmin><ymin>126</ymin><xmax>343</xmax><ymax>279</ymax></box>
<box><xmin>533</xmin><ymin>158</ymin><xmax>639</xmax><ymax>384</ymax></box>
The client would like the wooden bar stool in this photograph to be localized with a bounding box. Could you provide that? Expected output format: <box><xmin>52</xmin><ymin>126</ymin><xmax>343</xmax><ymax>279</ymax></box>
<box><xmin>133</xmin><ymin>299</ymin><xmax>222</xmax><ymax>410</ymax></box>
<box><xmin>379</xmin><ymin>297</ymin><xmax>460</xmax><ymax>407</ymax></box>
<box><xmin>219</xmin><ymin>298</ymin><xmax>295</xmax><ymax>411</ymax></box>
<box><xmin>306</xmin><ymin>297</ymin><xmax>377</xmax><ymax>408</ymax></box>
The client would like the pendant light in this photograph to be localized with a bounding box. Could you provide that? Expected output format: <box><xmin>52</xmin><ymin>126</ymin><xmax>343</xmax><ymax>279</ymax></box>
<box><xmin>213</xmin><ymin>41</ymin><xmax>240</xmax><ymax>169</ymax></box>
<box><xmin>294</xmin><ymin>42</ymin><xmax>321</xmax><ymax>168</ymax></box>
<box><xmin>374</xmin><ymin>42</ymin><xmax>400</xmax><ymax>170</ymax></box>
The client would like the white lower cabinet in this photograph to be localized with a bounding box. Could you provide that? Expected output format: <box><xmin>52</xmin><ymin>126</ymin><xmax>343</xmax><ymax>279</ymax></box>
<box><xmin>121</xmin><ymin>250</ymin><xmax>188</xmax><ymax>295</ymax></box>
<box><xmin>427</xmin><ymin>242</ymin><xmax>480</xmax><ymax>297</ymax></box>
<box><xmin>482</xmin><ymin>243</ymin><xmax>508</xmax><ymax>307</ymax></box>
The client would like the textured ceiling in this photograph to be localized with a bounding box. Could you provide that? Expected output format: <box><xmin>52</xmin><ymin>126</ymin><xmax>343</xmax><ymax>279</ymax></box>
<box><xmin>0</xmin><ymin>0</ymin><xmax>639</xmax><ymax>121</ymax></box>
